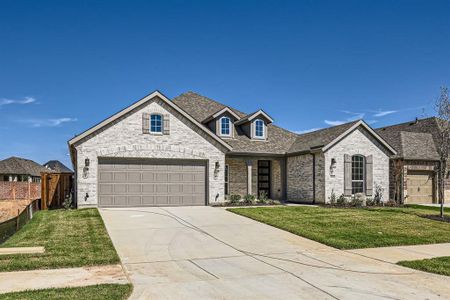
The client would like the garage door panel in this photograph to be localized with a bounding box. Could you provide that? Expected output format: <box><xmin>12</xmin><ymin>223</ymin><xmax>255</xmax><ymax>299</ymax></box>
<box><xmin>113</xmin><ymin>184</ymin><xmax>127</xmax><ymax>194</ymax></box>
<box><xmin>99</xmin><ymin>184</ymin><xmax>113</xmax><ymax>194</ymax></box>
<box><xmin>142</xmin><ymin>173</ymin><xmax>154</xmax><ymax>182</ymax></box>
<box><xmin>128</xmin><ymin>172</ymin><xmax>141</xmax><ymax>182</ymax></box>
<box><xmin>99</xmin><ymin>195</ymin><xmax>114</xmax><ymax>205</ymax></box>
<box><xmin>128</xmin><ymin>184</ymin><xmax>141</xmax><ymax>194</ymax></box>
<box><xmin>99</xmin><ymin>172</ymin><xmax>113</xmax><ymax>182</ymax></box>
<box><xmin>156</xmin><ymin>185</ymin><xmax>168</xmax><ymax>193</ymax></box>
<box><xmin>114</xmin><ymin>172</ymin><xmax>127</xmax><ymax>182</ymax></box>
<box><xmin>142</xmin><ymin>196</ymin><xmax>155</xmax><ymax>205</ymax></box>
<box><xmin>155</xmin><ymin>174</ymin><xmax>168</xmax><ymax>182</ymax></box>
<box><xmin>114</xmin><ymin>195</ymin><xmax>127</xmax><ymax>206</ymax></box>
<box><xmin>142</xmin><ymin>184</ymin><xmax>155</xmax><ymax>193</ymax></box>
<box><xmin>128</xmin><ymin>196</ymin><xmax>142</xmax><ymax>206</ymax></box>
<box><xmin>98</xmin><ymin>158</ymin><xmax>206</xmax><ymax>207</ymax></box>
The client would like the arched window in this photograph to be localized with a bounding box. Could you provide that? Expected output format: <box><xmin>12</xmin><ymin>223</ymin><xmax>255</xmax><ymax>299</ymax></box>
<box><xmin>150</xmin><ymin>114</ymin><xmax>162</xmax><ymax>133</ymax></box>
<box><xmin>352</xmin><ymin>155</ymin><xmax>365</xmax><ymax>194</ymax></box>
<box><xmin>220</xmin><ymin>116</ymin><xmax>231</xmax><ymax>136</ymax></box>
<box><xmin>254</xmin><ymin>119</ymin><xmax>264</xmax><ymax>138</ymax></box>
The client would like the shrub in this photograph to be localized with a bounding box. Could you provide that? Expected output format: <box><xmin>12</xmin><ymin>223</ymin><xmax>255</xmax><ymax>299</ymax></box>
<box><xmin>258</xmin><ymin>191</ymin><xmax>269</xmax><ymax>202</ymax></box>
<box><xmin>374</xmin><ymin>184</ymin><xmax>384</xmax><ymax>205</ymax></box>
<box><xmin>336</xmin><ymin>194</ymin><xmax>347</xmax><ymax>206</ymax></box>
<box><xmin>329</xmin><ymin>191</ymin><xmax>337</xmax><ymax>205</ymax></box>
<box><xmin>242</xmin><ymin>194</ymin><xmax>256</xmax><ymax>205</ymax></box>
<box><xmin>350</xmin><ymin>193</ymin><xmax>365</xmax><ymax>207</ymax></box>
<box><xmin>63</xmin><ymin>194</ymin><xmax>73</xmax><ymax>210</ymax></box>
<box><xmin>228</xmin><ymin>194</ymin><xmax>241</xmax><ymax>206</ymax></box>
<box><xmin>365</xmin><ymin>197</ymin><xmax>375</xmax><ymax>206</ymax></box>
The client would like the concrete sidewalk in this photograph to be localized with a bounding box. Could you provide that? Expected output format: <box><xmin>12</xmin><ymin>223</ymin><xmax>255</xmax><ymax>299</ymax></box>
<box><xmin>347</xmin><ymin>243</ymin><xmax>450</xmax><ymax>263</ymax></box>
<box><xmin>0</xmin><ymin>264</ymin><xmax>128</xmax><ymax>294</ymax></box>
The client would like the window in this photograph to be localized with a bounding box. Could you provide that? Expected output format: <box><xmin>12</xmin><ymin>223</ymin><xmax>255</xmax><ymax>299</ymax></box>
<box><xmin>150</xmin><ymin>114</ymin><xmax>162</xmax><ymax>133</ymax></box>
<box><xmin>254</xmin><ymin>119</ymin><xmax>264</xmax><ymax>138</ymax></box>
<box><xmin>220</xmin><ymin>117</ymin><xmax>231</xmax><ymax>136</ymax></box>
<box><xmin>224</xmin><ymin>164</ymin><xmax>230</xmax><ymax>195</ymax></box>
<box><xmin>351</xmin><ymin>155</ymin><xmax>365</xmax><ymax>194</ymax></box>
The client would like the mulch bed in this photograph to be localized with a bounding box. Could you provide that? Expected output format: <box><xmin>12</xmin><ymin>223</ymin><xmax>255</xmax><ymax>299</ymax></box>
<box><xmin>421</xmin><ymin>214</ymin><xmax>450</xmax><ymax>223</ymax></box>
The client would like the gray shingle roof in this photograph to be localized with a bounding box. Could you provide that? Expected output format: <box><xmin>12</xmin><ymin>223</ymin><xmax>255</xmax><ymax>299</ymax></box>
<box><xmin>288</xmin><ymin>121</ymin><xmax>359</xmax><ymax>153</ymax></box>
<box><xmin>0</xmin><ymin>157</ymin><xmax>51</xmax><ymax>176</ymax></box>
<box><xmin>376</xmin><ymin>117</ymin><xmax>442</xmax><ymax>160</ymax></box>
<box><xmin>172</xmin><ymin>92</ymin><xmax>298</xmax><ymax>154</ymax></box>
<box><xmin>43</xmin><ymin>160</ymin><xmax>74</xmax><ymax>174</ymax></box>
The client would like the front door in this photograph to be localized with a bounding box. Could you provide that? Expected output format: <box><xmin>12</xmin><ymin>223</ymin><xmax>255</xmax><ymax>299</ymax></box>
<box><xmin>258</xmin><ymin>160</ymin><xmax>271</xmax><ymax>198</ymax></box>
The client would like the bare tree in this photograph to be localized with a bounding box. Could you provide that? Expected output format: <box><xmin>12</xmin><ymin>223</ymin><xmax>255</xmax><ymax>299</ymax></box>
<box><xmin>435</xmin><ymin>87</ymin><xmax>450</xmax><ymax>218</ymax></box>
<box><xmin>392</xmin><ymin>159</ymin><xmax>404</xmax><ymax>204</ymax></box>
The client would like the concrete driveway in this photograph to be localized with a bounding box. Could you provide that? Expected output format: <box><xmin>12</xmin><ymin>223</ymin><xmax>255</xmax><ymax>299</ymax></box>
<box><xmin>100</xmin><ymin>207</ymin><xmax>450</xmax><ymax>300</ymax></box>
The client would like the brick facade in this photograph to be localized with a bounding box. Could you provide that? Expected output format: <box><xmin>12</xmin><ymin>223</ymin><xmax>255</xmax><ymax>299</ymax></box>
<box><xmin>0</xmin><ymin>182</ymin><xmax>40</xmax><ymax>200</ymax></box>
<box><xmin>324</xmin><ymin>127</ymin><xmax>390</xmax><ymax>202</ymax></box>
<box><xmin>74</xmin><ymin>97</ymin><xmax>227</xmax><ymax>207</ymax></box>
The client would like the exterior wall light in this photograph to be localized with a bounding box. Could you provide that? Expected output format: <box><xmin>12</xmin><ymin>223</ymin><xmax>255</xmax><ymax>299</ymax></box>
<box><xmin>330</xmin><ymin>158</ymin><xmax>337</xmax><ymax>176</ymax></box>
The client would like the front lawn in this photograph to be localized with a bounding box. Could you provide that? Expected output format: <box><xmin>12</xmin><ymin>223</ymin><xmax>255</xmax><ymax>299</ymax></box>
<box><xmin>0</xmin><ymin>209</ymin><xmax>120</xmax><ymax>272</ymax></box>
<box><xmin>0</xmin><ymin>284</ymin><xmax>132</xmax><ymax>300</ymax></box>
<box><xmin>398</xmin><ymin>256</ymin><xmax>450</xmax><ymax>276</ymax></box>
<box><xmin>228</xmin><ymin>205</ymin><xmax>450</xmax><ymax>249</ymax></box>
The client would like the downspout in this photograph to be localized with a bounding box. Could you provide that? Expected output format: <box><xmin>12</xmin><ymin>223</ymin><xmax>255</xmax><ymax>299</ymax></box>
<box><xmin>311</xmin><ymin>153</ymin><xmax>316</xmax><ymax>204</ymax></box>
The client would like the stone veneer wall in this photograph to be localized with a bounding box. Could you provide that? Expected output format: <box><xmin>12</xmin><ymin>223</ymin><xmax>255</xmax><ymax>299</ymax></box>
<box><xmin>286</xmin><ymin>153</ymin><xmax>325</xmax><ymax>203</ymax></box>
<box><xmin>324</xmin><ymin>127</ymin><xmax>391</xmax><ymax>202</ymax></box>
<box><xmin>225</xmin><ymin>157</ymin><xmax>283</xmax><ymax>200</ymax></box>
<box><xmin>74</xmin><ymin>97</ymin><xmax>227</xmax><ymax>207</ymax></box>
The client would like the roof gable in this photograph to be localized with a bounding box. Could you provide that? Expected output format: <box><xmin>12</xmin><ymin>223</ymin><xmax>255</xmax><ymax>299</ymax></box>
<box><xmin>289</xmin><ymin>120</ymin><xmax>396</xmax><ymax>155</ymax></box>
<box><xmin>202</xmin><ymin>107</ymin><xmax>241</xmax><ymax>123</ymax></box>
<box><xmin>44</xmin><ymin>160</ymin><xmax>74</xmax><ymax>173</ymax></box>
<box><xmin>235</xmin><ymin>110</ymin><xmax>274</xmax><ymax>125</ymax></box>
<box><xmin>68</xmin><ymin>91</ymin><xmax>232</xmax><ymax>151</ymax></box>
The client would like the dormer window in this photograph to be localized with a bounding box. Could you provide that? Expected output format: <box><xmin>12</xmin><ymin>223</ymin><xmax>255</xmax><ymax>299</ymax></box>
<box><xmin>220</xmin><ymin>116</ymin><xmax>231</xmax><ymax>136</ymax></box>
<box><xmin>150</xmin><ymin>114</ymin><xmax>163</xmax><ymax>133</ymax></box>
<box><xmin>254</xmin><ymin>119</ymin><xmax>265</xmax><ymax>138</ymax></box>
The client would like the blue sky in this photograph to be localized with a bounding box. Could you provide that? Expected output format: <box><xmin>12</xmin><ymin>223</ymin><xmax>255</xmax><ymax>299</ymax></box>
<box><xmin>1</xmin><ymin>0</ymin><xmax>449</xmax><ymax>167</ymax></box>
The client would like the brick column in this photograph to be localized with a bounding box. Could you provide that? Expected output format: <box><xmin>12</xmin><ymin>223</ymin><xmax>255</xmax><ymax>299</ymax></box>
<box><xmin>246</xmin><ymin>160</ymin><xmax>253</xmax><ymax>195</ymax></box>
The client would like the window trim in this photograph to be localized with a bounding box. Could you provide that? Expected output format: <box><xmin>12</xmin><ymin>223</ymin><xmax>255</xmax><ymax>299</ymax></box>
<box><xmin>351</xmin><ymin>155</ymin><xmax>365</xmax><ymax>194</ymax></box>
<box><xmin>224</xmin><ymin>164</ymin><xmax>230</xmax><ymax>195</ymax></box>
<box><xmin>253</xmin><ymin>119</ymin><xmax>265</xmax><ymax>139</ymax></box>
<box><xmin>150</xmin><ymin>113</ymin><xmax>163</xmax><ymax>134</ymax></box>
<box><xmin>219</xmin><ymin>116</ymin><xmax>232</xmax><ymax>137</ymax></box>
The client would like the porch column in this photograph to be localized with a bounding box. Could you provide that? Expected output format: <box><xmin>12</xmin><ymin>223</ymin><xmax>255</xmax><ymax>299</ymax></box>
<box><xmin>246</xmin><ymin>160</ymin><xmax>253</xmax><ymax>195</ymax></box>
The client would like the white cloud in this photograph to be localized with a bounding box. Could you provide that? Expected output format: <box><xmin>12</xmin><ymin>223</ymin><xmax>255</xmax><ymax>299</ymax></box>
<box><xmin>20</xmin><ymin>117</ymin><xmax>77</xmax><ymax>127</ymax></box>
<box><xmin>294</xmin><ymin>127</ymin><xmax>322</xmax><ymax>134</ymax></box>
<box><xmin>324</xmin><ymin>120</ymin><xmax>346</xmax><ymax>126</ymax></box>
<box><xmin>0</xmin><ymin>97</ymin><xmax>36</xmax><ymax>106</ymax></box>
<box><xmin>372</xmin><ymin>110</ymin><xmax>397</xmax><ymax>117</ymax></box>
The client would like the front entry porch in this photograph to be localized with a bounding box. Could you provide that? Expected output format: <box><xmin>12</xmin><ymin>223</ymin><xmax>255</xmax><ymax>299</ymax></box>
<box><xmin>225</xmin><ymin>156</ymin><xmax>285</xmax><ymax>200</ymax></box>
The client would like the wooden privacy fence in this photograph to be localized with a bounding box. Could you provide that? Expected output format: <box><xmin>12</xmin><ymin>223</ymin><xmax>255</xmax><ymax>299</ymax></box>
<box><xmin>0</xmin><ymin>199</ymin><xmax>40</xmax><ymax>244</ymax></box>
<box><xmin>41</xmin><ymin>172</ymin><xmax>73</xmax><ymax>209</ymax></box>
<box><xmin>0</xmin><ymin>182</ymin><xmax>40</xmax><ymax>200</ymax></box>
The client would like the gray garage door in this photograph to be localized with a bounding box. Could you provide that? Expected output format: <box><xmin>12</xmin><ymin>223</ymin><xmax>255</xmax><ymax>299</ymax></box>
<box><xmin>98</xmin><ymin>158</ymin><xmax>207</xmax><ymax>207</ymax></box>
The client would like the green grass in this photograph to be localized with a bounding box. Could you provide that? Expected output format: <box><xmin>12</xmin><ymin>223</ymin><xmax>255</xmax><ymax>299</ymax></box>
<box><xmin>0</xmin><ymin>209</ymin><xmax>120</xmax><ymax>272</ymax></box>
<box><xmin>0</xmin><ymin>284</ymin><xmax>132</xmax><ymax>300</ymax></box>
<box><xmin>228</xmin><ymin>205</ymin><xmax>450</xmax><ymax>249</ymax></box>
<box><xmin>398</xmin><ymin>257</ymin><xmax>450</xmax><ymax>276</ymax></box>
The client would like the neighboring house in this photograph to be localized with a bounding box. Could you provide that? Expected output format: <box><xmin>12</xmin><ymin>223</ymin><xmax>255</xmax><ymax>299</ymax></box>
<box><xmin>376</xmin><ymin>117</ymin><xmax>449</xmax><ymax>204</ymax></box>
<box><xmin>43</xmin><ymin>160</ymin><xmax>74</xmax><ymax>174</ymax></box>
<box><xmin>68</xmin><ymin>91</ymin><xmax>396</xmax><ymax>208</ymax></box>
<box><xmin>0</xmin><ymin>157</ymin><xmax>49</xmax><ymax>183</ymax></box>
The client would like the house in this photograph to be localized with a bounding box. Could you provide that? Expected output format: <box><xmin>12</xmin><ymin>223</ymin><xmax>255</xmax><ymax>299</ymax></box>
<box><xmin>0</xmin><ymin>157</ymin><xmax>49</xmax><ymax>183</ymax></box>
<box><xmin>43</xmin><ymin>160</ymin><xmax>74</xmax><ymax>174</ymax></box>
<box><xmin>68</xmin><ymin>91</ymin><xmax>396</xmax><ymax>208</ymax></box>
<box><xmin>376</xmin><ymin>117</ymin><xmax>449</xmax><ymax>204</ymax></box>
